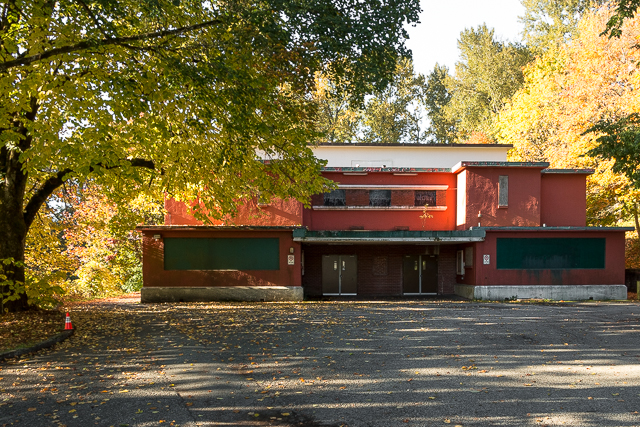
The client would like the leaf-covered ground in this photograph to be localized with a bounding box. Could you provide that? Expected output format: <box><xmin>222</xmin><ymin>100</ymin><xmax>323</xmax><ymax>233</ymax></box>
<box><xmin>0</xmin><ymin>293</ymin><xmax>143</xmax><ymax>354</ymax></box>
<box><xmin>2</xmin><ymin>291</ymin><xmax>635</xmax><ymax>355</ymax></box>
<box><xmin>2</xmin><ymin>295</ymin><xmax>640</xmax><ymax>426</ymax></box>
<box><xmin>0</xmin><ymin>310</ymin><xmax>64</xmax><ymax>353</ymax></box>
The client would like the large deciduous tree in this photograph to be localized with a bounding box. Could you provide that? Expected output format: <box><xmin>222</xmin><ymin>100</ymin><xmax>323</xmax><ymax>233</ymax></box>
<box><xmin>497</xmin><ymin>5</ymin><xmax>640</xmax><ymax>228</ymax></box>
<box><xmin>585</xmin><ymin>0</ymin><xmax>640</xmax><ymax>186</ymax></box>
<box><xmin>0</xmin><ymin>0</ymin><xmax>420</xmax><ymax>311</ymax></box>
<box><xmin>313</xmin><ymin>58</ymin><xmax>429</xmax><ymax>144</ymax></box>
<box><xmin>313</xmin><ymin>72</ymin><xmax>363</xmax><ymax>144</ymax></box>
<box><xmin>23</xmin><ymin>183</ymin><xmax>163</xmax><ymax>306</ymax></box>
<box><xmin>424</xmin><ymin>63</ymin><xmax>456</xmax><ymax>144</ymax></box>
<box><xmin>520</xmin><ymin>0</ymin><xmax>605</xmax><ymax>51</ymax></box>
<box><xmin>360</xmin><ymin>58</ymin><xmax>426</xmax><ymax>144</ymax></box>
<box><xmin>444</xmin><ymin>24</ymin><xmax>532</xmax><ymax>142</ymax></box>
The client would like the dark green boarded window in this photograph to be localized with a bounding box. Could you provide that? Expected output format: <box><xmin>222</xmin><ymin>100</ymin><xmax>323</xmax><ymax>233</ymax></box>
<box><xmin>164</xmin><ymin>238</ymin><xmax>280</xmax><ymax>270</ymax></box>
<box><xmin>496</xmin><ymin>238</ymin><xmax>605</xmax><ymax>269</ymax></box>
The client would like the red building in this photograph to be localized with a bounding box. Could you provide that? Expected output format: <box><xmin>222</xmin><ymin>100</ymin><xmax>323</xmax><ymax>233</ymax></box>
<box><xmin>137</xmin><ymin>144</ymin><xmax>630</xmax><ymax>302</ymax></box>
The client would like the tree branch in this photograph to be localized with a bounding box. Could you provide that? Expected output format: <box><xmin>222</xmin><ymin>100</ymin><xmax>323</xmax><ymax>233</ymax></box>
<box><xmin>23</xmin><ymin>168</ymin><xmax>72</xmax><ymax>229</ymax></box>
<box><xmin>0</xmin><ymin>18</ymin><xmax>221</xmax><ymax>72</ymax></box>
<box><xmin>23</xmin><ymin>158</ymin><xmax>156</xmax><ymax>229</ymax></box>
<box><xmin>75</xmin><ymin>0</ymin><xmax>116</xmax><ymax>40</ymax></box>
<box><xmin>602</xmin><ymin>0</ymin><xmax>640</xmax><ymax>38</ymax></box>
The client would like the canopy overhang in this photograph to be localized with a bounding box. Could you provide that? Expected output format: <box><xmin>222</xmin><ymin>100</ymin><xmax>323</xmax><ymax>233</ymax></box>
<box><xmin>292</xmin><ymin>228</ymin><xmax>486</xmax><ymax>244</ymax></box>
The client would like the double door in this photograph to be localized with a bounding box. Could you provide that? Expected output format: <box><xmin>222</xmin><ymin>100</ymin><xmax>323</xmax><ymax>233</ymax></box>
<box><xmin>322</xmin><ymin>255</ymin><xmax>357</xmax><ymax>295</ymax></box>
<box><xmin>403</xmin><ymin>255</ymin><xmax>438</xmax><ymax>295</ymax></box>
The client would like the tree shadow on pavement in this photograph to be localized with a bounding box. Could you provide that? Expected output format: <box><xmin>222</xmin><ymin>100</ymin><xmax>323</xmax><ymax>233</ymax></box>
<box><xmin>2</xmin><ymin>299</ymin><xmax>640</xmax><ymax>426</ymax></box>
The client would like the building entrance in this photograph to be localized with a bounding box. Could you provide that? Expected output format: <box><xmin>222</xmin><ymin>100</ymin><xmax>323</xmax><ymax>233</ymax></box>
<box><xmin>322</xmin><ymin>255</ymin><xmax>357</xmax><ymax>295</ymax></box>
<box><xmin>403</xmin><ymin>255</ymin><xmax>438</xmax><ymax>295</ymax></box>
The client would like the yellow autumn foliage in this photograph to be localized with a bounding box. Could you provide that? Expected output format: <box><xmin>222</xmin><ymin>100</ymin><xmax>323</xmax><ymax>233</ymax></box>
<box><xmin>496</xmin><ymin>3</ymin><xmax>640</xmax><ymax>227</ymax></box>
<box><xmin>23</xmin><ymin>207</ymin><xmax>77</xmax><ymax>306</ymax></box>
<box><xmin>22</xmin><ymin>185</ymin><xmax>164</xmax><ymax>304</ymax></box>
<box><xmin>63</xmin><ymin>187</ymin><xmax>163</xmax><ymax>298</ymax></box>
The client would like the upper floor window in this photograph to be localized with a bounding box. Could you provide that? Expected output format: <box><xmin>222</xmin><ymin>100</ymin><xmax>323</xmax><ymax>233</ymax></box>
<box><xmin>369</xmin><ymin>190</ymin><xmax>391</xmax><ymax>207</ymax></box>
<box><xmin>324</xmin><ymin>189</ymin><xmax>346</xmax><ymax>206</ymax></box>
<box><xmin>415</xmin><ymin>190</ymin><xmax>436</xmax><ymax>207</ymax></box>
<box><xmin>316</xmin><ymin>187</ymin><xmax>446</xmax><ymax>209</ymax></box>
<box><xmin>498</xmin><ymin>176</ymin><xmax>508</xmax><ymax>207</ymax></box>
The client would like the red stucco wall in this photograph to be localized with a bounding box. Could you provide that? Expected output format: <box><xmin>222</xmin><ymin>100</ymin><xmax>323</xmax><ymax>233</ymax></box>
<box><xmin>460</xmin><ymin>167</ymin><xmax>544</xmax><ymax>229</ymax></box>
<box><xmin>165</xmin><ymin>167</ymin><xmax>590</xmax><ymax>232</ymax></box>
<box><xmin>469</xmin><ymin>230</ymin><xmax>625</xmax><ymax>286</ymax></box>
<box><xmin>165</xmin><ymin>197</ymin><xmax>303</xmax><ymax>227</ymax></box>
<box><xmin>304</xmin><ymin>172</ymin><xmax>457</xmax><ymax>231</ymax></box>
<box><xmin>140</xmin><ymin>229</ymin><xmax>301</xmax><ymax>288</ymax></box>
<box><xmin>323</xmin><ymin>172</ymin><xmax>454</xmax><ymax>187</ymax></box>
<box><xmin>165</xmin><ymin>197</ymin><xmax>202</xmax><ymax>225</ymax></box>
<box><xmin>303</xmin><ymin>210</ymin><xmax>453</xmax><ymax>231</ymax></box>
<box><xmin>540</xmin><ymin>174</ymin><xmax>587</xmax><ymax>227</ymax></box>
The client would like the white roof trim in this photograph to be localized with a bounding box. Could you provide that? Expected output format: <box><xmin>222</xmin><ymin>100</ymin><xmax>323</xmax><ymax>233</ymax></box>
<box><xmin>312</xmin><ymin>206</ymin><xmax>447</xmax><ymax>211</ymax></box>
<box><xmin>337</xmin><ymin>185</ymin><xmax>448</xmax><ymax>190</ymax></box>
<box><xmin>294</xmin><ymin>237</ymin><xmax>484</xmax><ymax>243</ymax></box>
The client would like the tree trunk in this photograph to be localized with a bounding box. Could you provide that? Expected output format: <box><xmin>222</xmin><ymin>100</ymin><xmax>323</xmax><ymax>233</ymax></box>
<box><xmin>0</xmin><ymin>103</ymin><xmax>33</xmax><ymax>312</ymax></box>
<box><xmin>634</xmin><ymin>202</ymin><xmax>640</xmax><ymax>239</ymax></box>
<box><xmin>0</xmin><ymin>170</ymin><xmax>30</xmax><ymax>312</ymax></box>
<box><xmin>1</xmin><ymin>93</ymin><xmax>151</xmax><ymax>312</ymax></box>
<box><xmin>0</xmin><ymin>218</ymin><xmax>29</xmax><ymax>312</ymax></box>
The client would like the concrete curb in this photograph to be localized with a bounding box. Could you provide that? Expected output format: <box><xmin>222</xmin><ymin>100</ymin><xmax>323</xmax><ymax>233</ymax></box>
<box><xmin>141</xmin><ymin>286</ymin><xmax>304</xmax><ymax>302</ymax></box>
<box><xmin>0</xmin><ymin>329</ymin><xmax>74</xmax><ymax>362</ymax></box>
<box><xmin>454</xmin><ymin>284</ymin><xmax>628</xmax><ymax>301</ymax></box>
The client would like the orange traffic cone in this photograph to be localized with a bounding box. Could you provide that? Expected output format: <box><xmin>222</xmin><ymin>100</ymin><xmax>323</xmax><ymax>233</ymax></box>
<box><xmin>64</xmin><ymin>312</ymin><xmax>73</xmax><ymax>330</ymax></box>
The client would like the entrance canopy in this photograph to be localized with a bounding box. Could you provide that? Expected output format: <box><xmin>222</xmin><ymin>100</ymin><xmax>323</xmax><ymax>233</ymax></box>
<box><xmin>292</xmin><ymin>228</ymin><xmax>485</xmax><ymax>244</ymax></box>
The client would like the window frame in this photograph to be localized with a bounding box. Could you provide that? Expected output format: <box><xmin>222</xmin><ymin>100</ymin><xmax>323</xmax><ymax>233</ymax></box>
<box><xmin>456</xmin><ymin>250</ymin><xmax>465</xmax><ymax>275</ymax></box>
<box><xmin>369</xmin><ymin>189</ymin><xmax>392</xmax><ymax>207</ymax></box>
<box><xmin>323</xmin><ymin>189</ymin><xmax>346</xmax><ymax>206</ymax></box>
<box><xmin>498</xmin><ymin>175</ymin><xmax>509</xmax><ymax>208</ymax></box>
<box><xmin>414</xmin><ymin>190</ymin><xmax>437</xmax><ymax>207</ymax></box>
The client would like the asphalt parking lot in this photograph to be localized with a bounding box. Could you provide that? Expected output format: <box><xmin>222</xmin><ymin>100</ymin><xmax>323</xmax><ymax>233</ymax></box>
<box><xmin>2</xmin><ymin>298</ymin><xmax>640</xmax><ymax>426</ymax></box>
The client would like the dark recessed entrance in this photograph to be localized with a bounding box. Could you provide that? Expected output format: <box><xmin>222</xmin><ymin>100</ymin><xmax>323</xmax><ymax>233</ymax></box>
<box><xmin>322</xmin><ymin>255</ymin><xmax>357</xmax><ymax>295</ymax></box>
<box><xmin>403</xmin><ymin>255</ymin><xmax>438</xmax><ymax>295</ymax></box>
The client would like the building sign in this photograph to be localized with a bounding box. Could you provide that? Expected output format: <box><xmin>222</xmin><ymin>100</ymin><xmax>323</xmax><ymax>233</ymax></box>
<box><xmin>495</xmin><ymin>238</ymin><xmax>605</xmax><ymax>269</ymax></box>
<box><xmin>483</xmin><ymin>254</ymin><xmax>490</xmax><ymax>265</ymax></box>
<box><xmin>287</xmin><ymin>255</ymin><xmax>295</xmax><ymax>265</ymax></box>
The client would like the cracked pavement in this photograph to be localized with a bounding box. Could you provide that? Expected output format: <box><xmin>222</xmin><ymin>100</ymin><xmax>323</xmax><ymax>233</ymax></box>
<box><xmin>2</xmin><ymin>297</ymin><xmax>640</xmax><ymax>426</ymax></box>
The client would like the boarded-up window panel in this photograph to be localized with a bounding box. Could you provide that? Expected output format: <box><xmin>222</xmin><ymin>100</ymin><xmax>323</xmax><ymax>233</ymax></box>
<box><xmin>464</xmin><ymin>247</ymin><xmax>473</xmax><ymax>267</ymax></box>
<box><xmin>435</xmin><ymin>190</ymin><xmax>446</xmax><ymax>206</ymax></box>
<box><xmin>391</xmin><ymin>190</ymin><xmax>414</xmax><ymax>206</ymax></box>
<box><xmin>164</xmin><ymin>238</ymin><xmax>280</xmax><ymax>270</ymax></box>
<box><xmin>415</xmin><ymin>190</ymin><xmax>436</xmax><ymax>207</ymax></box>
<box><xmin>496</xmin><ymin>238</ymin><xmax>605</xmax><ymax>270</ymax></box>
<box><xmin>346</xmin><ymin>189</ymin><xmax>369</xmax><ymax>206</ymax></box>
<box><xmin>498</xmin><ymin>176</ymin><xmax>508</xmax><ymax>207</ymax></box>
<box><xmin>372</xmin><ymin>256</ymin><xmax>388</xmax><ymax>276</ymax></box>
<box><xmin>311</xmin><ymin>193</ymin><xmax>325</xmax><ymax>206</ymax></box>
<box><xmin>324</xmin><ymin>189</ymin><xmax>346</xmax><ymax>206</ymax></box>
